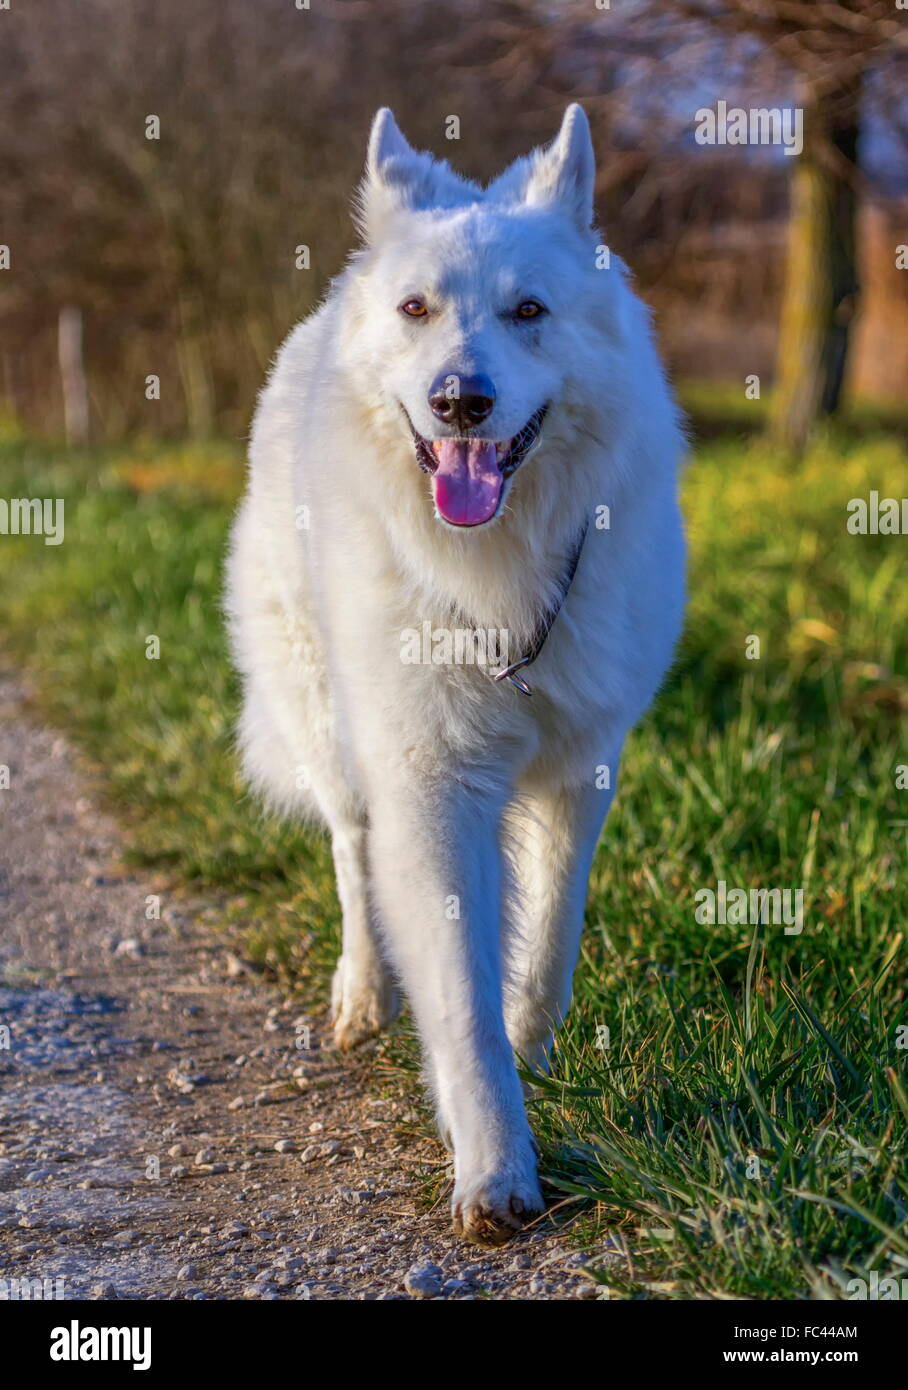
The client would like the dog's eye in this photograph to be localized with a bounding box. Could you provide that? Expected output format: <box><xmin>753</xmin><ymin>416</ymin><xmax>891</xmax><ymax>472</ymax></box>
<box><xmin>399</xmin><ymin>298</ymin><xmax>428</xmax><ymax>318</ymax></box>
<box><xmin>515</xmin><ymin>300</ymin><xmax>545</xmax><ymax>320</ymax></box>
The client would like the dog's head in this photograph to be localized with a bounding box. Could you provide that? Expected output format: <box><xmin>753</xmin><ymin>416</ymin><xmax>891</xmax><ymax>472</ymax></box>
<box><xmin>342</xmin><ymin>105</ymin><xmax>628</xmax><ymax>530</ymax></box>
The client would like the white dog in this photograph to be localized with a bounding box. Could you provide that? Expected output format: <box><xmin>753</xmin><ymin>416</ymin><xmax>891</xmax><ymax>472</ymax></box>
<box><xmin>226</xmin><ymin>104</ymin><xmax>685</xmax><ymax>1246</ymax></box>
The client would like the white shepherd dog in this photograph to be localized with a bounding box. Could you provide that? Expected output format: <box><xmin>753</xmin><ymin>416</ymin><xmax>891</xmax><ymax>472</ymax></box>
<box><xmin>226</xmin><ymin>104</ymin><xmax>686</xmax><ymax>1246</ymax></box>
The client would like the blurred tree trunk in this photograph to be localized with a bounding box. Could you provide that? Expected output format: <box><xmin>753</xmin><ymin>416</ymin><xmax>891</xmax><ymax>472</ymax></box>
<box><xmin>58</xmin><ymin>305</ymin><xmax>90</xmax><ymax>446</ymax></box>
<box><xmin>770</xmin><ymin>75</ymin><xmax>861</xmax><ymax>456</ymax></box>
<box><xmin>177</xmin><ymin>294</ymin><xmax>215</xmax><ymax>439</ymax></box>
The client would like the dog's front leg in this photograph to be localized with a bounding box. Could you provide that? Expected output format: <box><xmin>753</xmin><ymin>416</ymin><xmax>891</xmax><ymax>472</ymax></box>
<box><xmin>367</xmin><ymin>771</ymin><xmax>542</xmax><ymax>1246</ymax></box>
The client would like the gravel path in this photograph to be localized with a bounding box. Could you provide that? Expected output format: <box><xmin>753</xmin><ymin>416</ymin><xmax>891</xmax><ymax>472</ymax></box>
<box><xmin>0</xmin><ymin>667</ymin><xmax>605</xmax><ymax>1300</ymax></box>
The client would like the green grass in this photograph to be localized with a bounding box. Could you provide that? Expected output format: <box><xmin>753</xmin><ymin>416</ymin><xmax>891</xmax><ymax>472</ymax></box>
<box><xmin>0</xmin><ymin>422</ymin><xmax>906</xmax><ymax>1299</ymax></box>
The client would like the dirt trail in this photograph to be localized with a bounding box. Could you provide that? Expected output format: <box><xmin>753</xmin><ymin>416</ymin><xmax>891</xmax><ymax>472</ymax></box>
<box><xmin>0</xmin><ymin>668</ymin><xmax>601</xmax><ymax>1300</ymax></box>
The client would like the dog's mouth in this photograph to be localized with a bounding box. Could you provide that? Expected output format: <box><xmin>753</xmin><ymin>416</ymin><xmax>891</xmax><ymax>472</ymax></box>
<box><xmin>406</xmin><ymin>406</ymin><xmax>548</xmax><ymax>527</ymax></box>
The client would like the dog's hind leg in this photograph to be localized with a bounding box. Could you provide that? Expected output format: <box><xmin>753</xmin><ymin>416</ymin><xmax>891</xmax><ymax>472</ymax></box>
<box><xmin>501</xmin><ymin>776</ymin><xmax>614</xmax><ymax>1071</ymax></box>
<box><xmin>329</xmin><ymin>818</ymin><xmax>399</xmax><ymax>1050</ymax></box>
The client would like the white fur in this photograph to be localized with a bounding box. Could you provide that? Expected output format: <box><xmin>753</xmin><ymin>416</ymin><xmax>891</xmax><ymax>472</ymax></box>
<box><xmin>225</xmin><ymin>105</ymin><xmax>686</xmax><ymax>1245</ymax></box>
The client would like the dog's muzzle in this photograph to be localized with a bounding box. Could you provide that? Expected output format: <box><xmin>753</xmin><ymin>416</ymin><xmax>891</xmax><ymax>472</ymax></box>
<box><xmin>405</xmin><ymin>405</ymin><xmax>548</xmax><ymax>527</ymax></box>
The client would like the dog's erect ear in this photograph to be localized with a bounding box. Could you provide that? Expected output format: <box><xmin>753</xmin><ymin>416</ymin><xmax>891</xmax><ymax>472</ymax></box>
<box><xmin>521</xmin><ymin>104</ymin><xmax>595</xmax><ymax>228</ymax></box>
<box><xmin>367</xmin><ymin>108</ymin><xmax>413</xmax><ymax>183</ymax></box>
<box><xmin>355</xmin><ymin>108</ymin><xmax>481</xmax><ymax>242</ymax></box>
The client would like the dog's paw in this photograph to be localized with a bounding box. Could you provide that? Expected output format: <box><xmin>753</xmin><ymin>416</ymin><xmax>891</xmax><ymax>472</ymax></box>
<box><xmin>451</xmin><ymin>1167</ymin><xmax>544</xmax><ymax>1247</ymax></box>
<box><xmin>330</xmin><ymin>958</ymin><xmax>398</xmax><ymax>1050</ymax></box>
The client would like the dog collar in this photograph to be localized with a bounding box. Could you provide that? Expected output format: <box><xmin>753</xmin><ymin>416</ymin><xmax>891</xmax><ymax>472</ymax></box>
<box><xmin>491</xmin><ymin>522</ymin><xmax>589</xmax><ymax>696</ymax></box>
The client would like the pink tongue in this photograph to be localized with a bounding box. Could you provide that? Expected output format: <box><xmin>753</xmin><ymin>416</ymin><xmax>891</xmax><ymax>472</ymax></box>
<box><xmin>432</xmin><ymin>438</ymin><xmax>503</xmax><ymax>526</ymax></box>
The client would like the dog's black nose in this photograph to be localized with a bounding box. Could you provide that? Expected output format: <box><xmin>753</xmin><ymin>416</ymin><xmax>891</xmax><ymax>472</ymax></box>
<box><xmin>428</xmin><ymin>372</ymin><xmax>496</xmax><ymax>430</ymax></box>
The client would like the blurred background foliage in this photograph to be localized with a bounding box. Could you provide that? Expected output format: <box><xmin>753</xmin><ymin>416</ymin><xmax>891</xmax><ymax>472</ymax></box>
<box><xmin>1</xmin><ymin>0</ymin><xmax>906</xmax><ymax>452</ymax></box>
